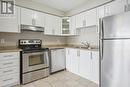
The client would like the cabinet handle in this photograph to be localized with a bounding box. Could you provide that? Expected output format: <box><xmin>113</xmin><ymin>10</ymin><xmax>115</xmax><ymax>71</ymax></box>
<box><xmin>3</xmin><ymin>78</ymin><xmax>13</xmax><ymax>82</ymax></box>
<box><xmin>90</xmin><ymin>52</ymin><xmax>92</xmax><ymax>59</ymax></box>
<box><xmin>83</xmin><ymin>20</ymin><xmax>86</xmax><ymax>27</ymax></box>
<box><xmin>32</xmin><ymin>19</ymin><xmax>35</xmax><ymax>25</ymax></box>
<box><xmin>77</xmin><ymin>50</ymin><xmax>80</xmax><ymax>57</ymax></box>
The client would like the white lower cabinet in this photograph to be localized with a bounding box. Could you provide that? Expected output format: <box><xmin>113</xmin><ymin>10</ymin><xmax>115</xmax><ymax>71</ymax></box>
<box><xmin>79</xmin><ymin>50</ymin><xmax>92</xmax><ymax>80</ymax></box>
<box><xmin>0</xmin><ymin>52</ymin><xmax>20</xmax><ymax>87</ymax></box>
<box><xmin>66</xmin><ymin>48</ymin><xmax>99</xmax><ymax>84</ymax></box>
<box><xmin>66</xmin><ymin>48</ymin><xmax>79</xmax><ymax>75</ymax></box>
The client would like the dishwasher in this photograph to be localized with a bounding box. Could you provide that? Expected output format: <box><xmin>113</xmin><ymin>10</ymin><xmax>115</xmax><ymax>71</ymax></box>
<box><xmin>50</xmin><ymin>48</ymin><xmax>66</xmax><ymax>73</ymax></box>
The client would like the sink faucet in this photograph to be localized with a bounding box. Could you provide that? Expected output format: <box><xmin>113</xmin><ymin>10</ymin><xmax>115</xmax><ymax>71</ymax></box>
<box><xmin>81</xmin><ymin>42</ymin><xmax>90</xmax><ymax>48</ymax></box>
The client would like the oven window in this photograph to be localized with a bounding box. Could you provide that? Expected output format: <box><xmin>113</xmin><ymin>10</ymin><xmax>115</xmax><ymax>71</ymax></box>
<box><xmin>29</xmin><ymin>54</ymin><xmax>44</xmax><ymax>66</ymax></box>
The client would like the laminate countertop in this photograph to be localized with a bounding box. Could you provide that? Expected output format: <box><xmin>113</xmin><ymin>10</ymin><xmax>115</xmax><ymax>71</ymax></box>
<box><xmin>0</xmin><ymin>45</ymin><xmax>99</xmax><ymax>53</ymax></box>
<box><xmin>0</xmin><ymin>46</ymin><xmax>22</xmax><ymax>53</ymax></box>
<box><xmin>42</xmin><ymin>45</ymin><xmax>99</xmax><ymax>52</ymax></box>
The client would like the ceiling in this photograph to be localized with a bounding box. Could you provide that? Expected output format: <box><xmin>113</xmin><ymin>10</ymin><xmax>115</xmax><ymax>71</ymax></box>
<box><xmin>31</xmin><ymin>0</ymin><xmax>94</xmax><ymax>12</ymax></box>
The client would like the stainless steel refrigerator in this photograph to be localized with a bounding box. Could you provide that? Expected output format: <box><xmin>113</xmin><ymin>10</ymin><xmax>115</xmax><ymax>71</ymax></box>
<box><xmin>100</xmin><ymin>11</ymin><xmax>130</xmax><ymax>87</ymax></box>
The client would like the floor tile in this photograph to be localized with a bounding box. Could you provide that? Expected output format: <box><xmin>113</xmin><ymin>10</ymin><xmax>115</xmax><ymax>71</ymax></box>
<box><xmin>14</xmin><ymin>71</ymin><xmax>98</xmax><ymax>87</ymax></box>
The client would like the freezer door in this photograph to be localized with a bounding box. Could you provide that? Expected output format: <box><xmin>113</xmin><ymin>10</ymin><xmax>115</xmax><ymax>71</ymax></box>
<box><xmin>102</xmin><ymin>11</ymin><xmax>130</xmax><ymax>39</ymax></box>
<box><xmin>101</xmin><ymin>39</ymin><xmax>130</xmax><ymax>87</ymax></box>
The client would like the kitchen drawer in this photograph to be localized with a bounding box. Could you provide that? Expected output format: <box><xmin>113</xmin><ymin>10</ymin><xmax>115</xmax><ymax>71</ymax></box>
<box><xmin>0</xmin><ymin>59</ymin><xmax>19</xmax><ymax>69</ymax></box>
<box><xmin>0</xmin><ymin>52</ymin><xmax>19</xmax><ymax>61</ymax></box>
<box><xmin>0</xmin><ymin>66</ymin><xmax>19</xmax><ymax>76</ymax></box>
<box><xmin>0</xmin><ymin>73</ymin><xmax>19</xmax><ymax>87</ymax></box>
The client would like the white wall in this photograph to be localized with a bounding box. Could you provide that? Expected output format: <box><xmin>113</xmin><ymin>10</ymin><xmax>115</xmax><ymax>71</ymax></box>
<box><xmin>15</xmin><ymin>0</ymin><xmax>65</xmax><ymax>16</ymax></box>
<box><xmin>67</xmin><ymin>27</ymin><xmax>99</xmax><ymax>47</ymax></box>
<box><xmin>0</xmin><ymin>31</ymin><xmax>67</xmax><ymax>46</ymax></box>
<box><xmin>65</xmin><ymin>0</ymin><xmax>113</xmax><ymax>16</ymax></box>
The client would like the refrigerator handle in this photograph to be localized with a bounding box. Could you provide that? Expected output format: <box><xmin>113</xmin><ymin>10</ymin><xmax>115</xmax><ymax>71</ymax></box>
<box><xmin>100</xmin><ymin>40</ymin><xmax>104</xmax><ymax>60</ymax></box>
<box><xmin>99</xmin><ymin>18</ymin><xmax>104</xmax><ymax>39</ymax></box>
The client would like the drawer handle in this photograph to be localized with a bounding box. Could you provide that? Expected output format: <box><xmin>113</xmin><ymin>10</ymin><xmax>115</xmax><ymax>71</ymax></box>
<box><xmin>4</xmin><ymin>55</ymin><xmax>13</xmax><ymax>57</ymax></box>
<box><xmin>3</xmin><ymin>70</ymin><xmax>13</xmax><ymax>73</ymax></box>
<box><xmin>3</xmin><ymin>78</ymin><xmax>13</xmax><ymax>82</ymax></box>
<box><xmin>3</xmin><ymin>62</ymin><xmax>13</xmax><ymax>65</ymax></box>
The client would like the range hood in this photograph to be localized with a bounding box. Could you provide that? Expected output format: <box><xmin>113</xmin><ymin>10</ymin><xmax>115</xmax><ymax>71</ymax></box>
<box><xmin>21</xmin><ymin>24</ymin><xmax>44</xmax><ymax>32</ymax></box>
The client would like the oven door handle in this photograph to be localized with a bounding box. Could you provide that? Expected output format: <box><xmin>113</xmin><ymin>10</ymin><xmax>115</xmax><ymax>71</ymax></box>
<box><xmin>44</xmin><ymin>51</ymin><xmax>49</xmax><ymax>67</ymax></box>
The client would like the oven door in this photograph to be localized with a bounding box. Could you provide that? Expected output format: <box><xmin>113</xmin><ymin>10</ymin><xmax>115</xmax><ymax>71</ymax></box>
<box><xmin>22</xmin><ymin>51</ymin><xmax>49</xmax><ymax>73</ymax></box>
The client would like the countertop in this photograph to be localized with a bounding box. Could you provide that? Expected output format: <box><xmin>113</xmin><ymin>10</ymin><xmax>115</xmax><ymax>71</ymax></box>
<box><xmin>0</xmin><ymin>46</ymin><xmax>22</xmax><ymax>53</ymax></box>
<box><xmin>42</xmin><ymin>45</ymin><xmax>99</xmax><ymax>52</ymax></box>
<box><xmin>0</xmin><ymin>45</ymin><xmax>99</xmax><ymax>53</ymax></box>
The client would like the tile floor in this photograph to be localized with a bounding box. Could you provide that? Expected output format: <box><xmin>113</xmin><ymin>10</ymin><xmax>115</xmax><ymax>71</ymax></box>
<box><xmin>15</xmin><ymin>71</ymin><xmax>98</xmax><ymax>87</ymax></box>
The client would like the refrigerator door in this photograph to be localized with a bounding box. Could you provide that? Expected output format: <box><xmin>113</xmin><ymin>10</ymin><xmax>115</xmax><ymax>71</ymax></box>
<box><xmin>102</xmin><ymin>11</ymin><xmax>130</xmax><ymax>39</ymax></box>
<box><xmin>101</xmin><ymin>39</ymin><xmax>130</xmax><ymax>87</ymax></box>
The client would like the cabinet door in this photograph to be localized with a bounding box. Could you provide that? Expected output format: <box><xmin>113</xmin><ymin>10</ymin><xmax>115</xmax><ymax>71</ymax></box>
<box><xmin>70</xmin><ymin>49</ymin><xmax>79</xmax><ymax>75</ymax></box>
<box><xmin>76</xmin><ymin>12</ymin><xmax>85</xmax><ymax>28</ymax></box>
<box><xmin>66</xmin><ymin>48</ymin><xmax>79</xmax><ymax>74</ymax></box>
<box><xmin>91</xmin><ymin>51</ymin><xmax>99</xmax><ymax>84</ymax></box>
<box><xmin>97</xmin><ymin>6</ymin><xmax>105</xmax><ymax>19</ymax></box>
<box><xmin>21</xmin><ymin>7</ymin><xmax>33</xmax><ymax>25</ymax></box>
<box><xmin>53</xmin><ymin>16</ymin><xmax>62</xmax><ymax>35</ymax></box>
<box><xmin>44</xmin><ymin>14</ymin><xmax>53</xmax><ymax>35</ymax></box>
<box><xmin>79</xmin><ymin>50</ymin><xmax>91</xmax><ymax>80</ymax></box>
<box><xmin>0</xmin><ymin>6</ymin><xmax>20</xmax><ymax>33</ymax></box>
<box><xmin>33</xmin><ymin>11</ymin><xmax>45</xmax><ymax>27</ymax></box>
<box><xmin>104</xmin><ymin>0</ymin><xmax>125</xmax><ymax>16</ymax></box>
<box><xmin>69</xmin><ymin>16</ymin><xmax>76</xmax><ymax>35</ymax></box>
<box><xmin>86</xmin><ymin>8</ymin><xmax>97</xmax><ymax>27</ymax></box>
<box><xmin>66</xmin><ymin>48</ymin><xmax>71</xmax><ymax>71</ymax></box>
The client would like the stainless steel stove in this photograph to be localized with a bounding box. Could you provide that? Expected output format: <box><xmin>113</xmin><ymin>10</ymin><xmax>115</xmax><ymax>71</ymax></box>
<box><xmin>19</xmin><ymin>39</ymin><xmax>50</xmax><ymax>84</ymax></box>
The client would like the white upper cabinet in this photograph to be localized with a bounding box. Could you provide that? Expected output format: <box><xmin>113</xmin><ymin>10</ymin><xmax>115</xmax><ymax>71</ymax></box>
<box><xmin>44</xmin><ymin>14</ymin><xmax>61</xmax><ymax>35</ymax></box>
<box><xmin>44</xmin><ymin>14</ymin><xmax>53</xmax><ymax>35</ymax></box>
<box><xmin>97</xmin><ymin>6</ymin><xmax>105</xmax><ymax>19</ymax></box>
<box><xmin>76</xmin><ymin>12</ymin><xmax>86</xmax><ymax>28</ymax></box>
<box><xmin>53</xmin><ymin>16</ymin><xmax>62</xmax><ymax>35</ymax></box>
<box><xmin>33</xmin><ymin>11</ymin><xmax>45</xmax><ymax>27</ymax></box>
<box><xmin>104</xmin><ymin>0</ymin><xmax>125</xmax><ymax>17</ymax></box>
<box><xmin>69</xmin><ymin>16</ymin><xmax>77</xmax><ymax>35</ymax></box>
<box><xmin>85</xmin><ymin>8</ymin><xmax>97</xmax><ymax>27</ymax></box>
<box><xmin>21</xmin><ymin>8</ymin><xmax>44</xmax><ymax>27</ymax></box>
<box><xmin>21</xmin><ymin>8</ymin><xmax>33</xmax><ymax>25</ymax></box>
<box><xmin>0</xmin><ymin>6</ymin><xmax>20</xmax><ymax>33</ymax></box>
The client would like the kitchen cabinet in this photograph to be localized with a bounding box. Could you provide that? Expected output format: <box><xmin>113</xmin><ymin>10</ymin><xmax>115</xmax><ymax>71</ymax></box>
<box><xmin>69</xmin><ymin>16</ymin><xmax>77</xmax><ymax>35</ymax></box>
<box><xmin>33</xmin><ymin>11</ymin><xmax>45</xmax><ymax>27</ymax></box>
<box><xmin>21</xmin><ymin>7</ymin><xmax>44</xmax><ymax>27</ymax></box>
<box><xmin>91</xmin><ymin>51</ymin><xmax>99</xmax><ymax>84</ymax></box>
<box><xmin>53</xmin><ymin>16</ymin><xmax>62</xmax><ymax>35</ymax></box>
<box><xmin>0</xmin><ymin>52</ymin><xmax>20</xmax><ymax>87</ymax></box>
<box><xmin>104</xmin><ymin>0</ymin><xmax>125</xmax><ymax>17</ymax></box>
<box><xmin>66</xmin><ymin>48</ymin><xmax>99</xmax><ymax>84</ymax></box>
<box><xmin>66</xmin><ymin>48</ymin><xmax>79</xmax><ymax>75</ymax></box>
<box><xmin>76</xmin><ymin>12</ymin><xmax>86</xmax><ymax>28</ymax></box>
<box><xmin>21</xmin><ymin>8</ymin><xmax>33</xmax><ymax>25</ymax></box>
<box><xmin>97</xmin><ymin>6</ymin><xmax>105</xmax><ymax>19</ymax></box>
<box><xmin>85</xmin><ymin>8</ymin><xmax>97</xmax><ymax>27</ymax></box>
<box><xmin>51</xmin><ymin>49</ymin><xmax>65</xmax><ymax>73</ymax></box>
<box><xmin>44</xmin><ymin>14</ymin><xmax>61</xmax><ymax>35</ymax></box>
<box><xmin>79</xmin><ymin>50</ymin><xmax>92</xmax><ymax>80</ymax></box>
<box><xmin>0</xmin><ymin>6</ymin><xmax>20</xmax><ymax>33</ymax></box>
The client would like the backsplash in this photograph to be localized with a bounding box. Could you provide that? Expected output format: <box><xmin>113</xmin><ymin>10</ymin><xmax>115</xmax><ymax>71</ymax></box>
<box><xmin>0</xmin><ymin>27</ymin><xmax>99</xmax><ymax>47</ymax></box>
<box><xmin>66</xmin><ymin>26</ymin><xmax>99</xmax><ymax>47</ymax></box>
<box><xmin>0</xmin><ymin>31</ymin><xmax>67</xmax><ymax>47</ymax></box>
